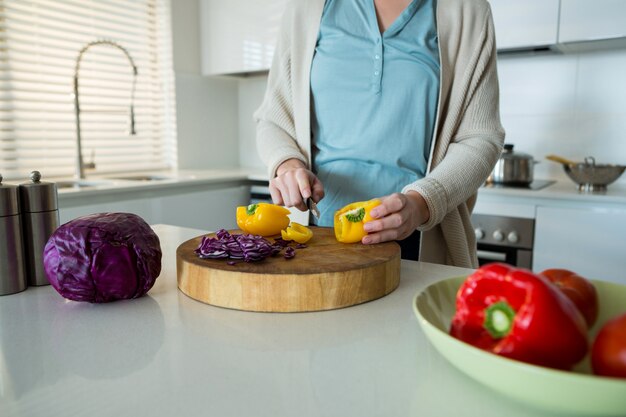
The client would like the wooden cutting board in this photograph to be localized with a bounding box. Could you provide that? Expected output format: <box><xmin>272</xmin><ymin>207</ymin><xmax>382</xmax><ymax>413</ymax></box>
<box><xmin>176</xmin><ymin>227</ymin><xmax>401</xmax><ymax>312</ymax></box>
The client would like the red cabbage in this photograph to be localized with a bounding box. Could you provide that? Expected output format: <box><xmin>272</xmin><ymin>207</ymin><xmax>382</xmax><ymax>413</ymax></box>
<box><xmin>44</xmin><ymin>212</ymin><xmax>162</xmax><ymax>303</ymax></box>
<box><xmin>284</xmin><ymin>247</ymin><xmax>296</xmax><ymax>259</ymax></box>
<box><xmin>195</xmin><ymin>229</ymin><xmax>279</xmax><ymax>262</ymax></box>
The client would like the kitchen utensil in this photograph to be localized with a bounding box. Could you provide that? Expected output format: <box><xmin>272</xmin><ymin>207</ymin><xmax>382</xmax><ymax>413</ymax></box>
<box><xmin>0</xmin><ymin>174</ymin><xmax>28</xmax><ymax>296</ymax></box>
<box><xmin>487</xmin><ymin>144</ymin><xmax>537</xmax><ymax>185</ymax></box>
<box><xmin>545</xmin><ymin>154</ymin><xmax>579</xmax><ymax>165</ymax></box>
<box><xmin>562</xmin><ymin>156</ymin><xmax>626</xmax><ymax>192</ymax></box>
<box><xmin>19</xmin><ymin>171</ymin><xmax>59</xmax><ymax>286</ymax></box>
<box><xmin>413</xmin><ymin>276</ymin><xmax>626</xmax><ymax>416</ymax></box>
<box><xmin>307</xmin><ymin>197</ymin><xmax>320</xmax><ymax>219</ymax></box>
<box><xmin>177</xmin><ymin>226</ymin><xmax>400</xmax><ymax>312</ymax></box>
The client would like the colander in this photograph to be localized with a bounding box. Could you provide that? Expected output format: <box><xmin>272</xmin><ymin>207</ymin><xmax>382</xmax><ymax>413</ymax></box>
<box><xmin>552</xmin><ymin>156</ymin><xmax>626</xmax><ymax>192</ymax></box>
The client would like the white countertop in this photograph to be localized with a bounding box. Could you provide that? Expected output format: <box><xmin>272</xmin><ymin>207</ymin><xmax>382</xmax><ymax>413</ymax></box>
<box><xmin>478</xmin><ymin>179</ymin><xmax>626</xmax><ymax>205</ymax></box>
<box><xmin>50</xmin><ymin>168</ymin><xmax>626</xmax><ymax>207</ymax></box>
<box><xmin>1</xmin><ymin>224</ymin><xmax>569</xmax><ymax>417</ymax></box>
<box><xmin>474</xmin><ymin>179</ymin><xmax>626</xmax><ymax>219</ymax></box>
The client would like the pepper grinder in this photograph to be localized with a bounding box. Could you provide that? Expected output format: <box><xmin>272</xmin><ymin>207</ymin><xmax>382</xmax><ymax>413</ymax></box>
<box><xmin>19</xmin><ymin>171</ymin><xmax>60</xmax><ymax>286</ymax></box>
<box><xmin>0</xmin><ymin>174</ymin><xmax>28</xmax><ymax>295</ymax></box>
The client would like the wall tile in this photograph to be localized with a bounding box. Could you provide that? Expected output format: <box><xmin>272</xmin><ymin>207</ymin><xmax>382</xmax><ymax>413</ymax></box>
<box><xmin>575</xmin><ymin>50</ymin><xmax>626</xmax><ymax>115</ymax></box>
<box><xmin>497</xmin><ymin>52</ymin><xmax>578</xmax><ymax>117</ymax></box>
<box><xmin>496</xmin><ymin>49</ymin><xmax>626</xmax><ymax>186</ymax></box>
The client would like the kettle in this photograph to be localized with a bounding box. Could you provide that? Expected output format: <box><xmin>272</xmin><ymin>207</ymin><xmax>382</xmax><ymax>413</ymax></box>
<box><xmin>487</xmin><ymin>144</ymin><xmax>536</xmax><ymax>185</ymax></box>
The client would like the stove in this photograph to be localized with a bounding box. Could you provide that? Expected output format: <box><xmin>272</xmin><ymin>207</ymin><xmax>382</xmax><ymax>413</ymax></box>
<box><xmin>472</xmin><ymin>213</ymin><xmax>535</xmax><ymax>269</ymax></box>
<box><xmin>482</xmin><ymin>179</ymin><xmax>555</xmax><ymax>191</ymax></box>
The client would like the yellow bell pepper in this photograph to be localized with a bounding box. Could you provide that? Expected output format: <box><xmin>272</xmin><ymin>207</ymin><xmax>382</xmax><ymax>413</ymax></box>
<box><xmin>334</xmin><ymin>199</ymin><xmax>382</xmax><ymax>243</ymax></box>
<box><xmin>236</xmin><ymin>203</ymin><xmax>290</xmax><ymax>236</ymax></box>
<box><xmin>281</xmin><ymin>222</ymin><xmax>313</xmax><ymax>244</ymax></box>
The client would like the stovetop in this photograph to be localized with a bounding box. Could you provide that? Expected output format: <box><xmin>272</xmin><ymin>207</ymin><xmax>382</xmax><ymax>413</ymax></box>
<box><xmin>482</xmin><ymin>179</ymin><xmax>556</xmax><ymax>191</ymax></box>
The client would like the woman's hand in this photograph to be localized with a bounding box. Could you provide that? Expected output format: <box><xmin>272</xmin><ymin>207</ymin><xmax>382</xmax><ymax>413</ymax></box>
<box><xmin>362</xmin><ymin>191</ymin><xmax>430</xmax><ymax>244</ymax></box>
<box><xmin>270</xmin><ymin>159</ymin><xmax>324</xmax><ymax>211</ymax></box>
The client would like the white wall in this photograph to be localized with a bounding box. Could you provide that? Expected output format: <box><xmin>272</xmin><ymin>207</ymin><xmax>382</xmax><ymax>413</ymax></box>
<box><xmin>171</xmin><ymin>0</ymin><xmax>240</xmax><ymax>170</ymax></box>
<box><xmin>236</xmin><ymin>48</ymin><xmax>626</xmax><ymax>186</ymax></box>
<box><xmin>238</xmin><ymin>75</ymin><xmax>269</xmax><ymax>170</ymax></box>
<box><xmin>498</xmin><ymin>49</ymin><xmax>626</xmax><ymax>185</ymax></box>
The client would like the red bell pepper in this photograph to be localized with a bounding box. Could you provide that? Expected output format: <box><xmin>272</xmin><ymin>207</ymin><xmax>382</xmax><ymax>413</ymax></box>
<box><xmin>450</xmin><ymin>263</ymin><xmax>589</xmax><ymax>370</ymax></box>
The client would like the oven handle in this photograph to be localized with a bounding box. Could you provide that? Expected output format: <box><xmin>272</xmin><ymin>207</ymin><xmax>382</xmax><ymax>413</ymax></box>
<box><xmin>476</xmin><ymin>250</ymin><xmax>507</xmax><ymax>262</ymax></box>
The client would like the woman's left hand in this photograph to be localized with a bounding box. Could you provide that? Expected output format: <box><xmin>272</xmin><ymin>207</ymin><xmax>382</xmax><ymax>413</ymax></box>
<box><xmin>361</xmin><ymin>191</ymin><xmax>430</xmax><ymax>244</ymax></box>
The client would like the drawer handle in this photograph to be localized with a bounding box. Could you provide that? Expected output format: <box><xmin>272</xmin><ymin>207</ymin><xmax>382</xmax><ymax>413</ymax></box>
<box><xmin>477</xmin><ymin>250</ymin><xmax>507</xmax><ymax>262</ymax></box>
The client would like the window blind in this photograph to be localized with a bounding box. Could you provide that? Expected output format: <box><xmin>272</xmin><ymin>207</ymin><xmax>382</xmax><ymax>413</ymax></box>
<box><xmin>0</xmin><ymin>0</ymin><xmax>177</xmax><ymax>180</ymax></box>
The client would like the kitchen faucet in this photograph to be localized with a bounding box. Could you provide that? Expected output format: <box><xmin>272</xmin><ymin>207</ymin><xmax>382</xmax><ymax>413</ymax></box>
<box><xmin>73</xmin><ymin>40</ymin><xmax>138</xmax><ymax>180</ymax></box>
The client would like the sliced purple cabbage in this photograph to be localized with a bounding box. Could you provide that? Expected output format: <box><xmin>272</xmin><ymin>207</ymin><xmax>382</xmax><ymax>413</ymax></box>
<box><xmin>195</xmin><ymin>229</ymin><xmax>305</xmax><ymax>263</ymax></box>
<box><xmin>272</xmin><ymin>237</ymin><xmax>290</xmax><ymax>247</ymax></box>
<box><xmin>284</xmin><ymin>247</ymin><xmax>296</xmax><ymax>259</ymax></box>
<box><xmin>195</xmin><ymin>229</ymin><xmax>276</xmax><ymax>262</ymax></box>
<box><xmin>43</xmin><ymin>212</ymin><xmax>162</xmax><ymax>303</ymax></box>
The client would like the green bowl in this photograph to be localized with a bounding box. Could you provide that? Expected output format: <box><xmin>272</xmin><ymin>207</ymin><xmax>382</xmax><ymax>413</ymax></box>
<box><xmin>413</xmin><ymin>276</ymin><xmax>626</xmax><ymax>416</ymax></box>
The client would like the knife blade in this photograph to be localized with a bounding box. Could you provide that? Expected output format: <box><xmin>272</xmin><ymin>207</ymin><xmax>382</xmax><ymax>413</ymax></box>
<box><xmin>307</xmin><ymin>198</ymin><xmax>320</xmax><ymax>219</ymax></box>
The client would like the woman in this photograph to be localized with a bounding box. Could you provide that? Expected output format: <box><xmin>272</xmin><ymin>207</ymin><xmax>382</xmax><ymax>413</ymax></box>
<box><xmin>254</xmin><ymin>0</ymin><xmax>505</xmax><ymax>267</ymax></box>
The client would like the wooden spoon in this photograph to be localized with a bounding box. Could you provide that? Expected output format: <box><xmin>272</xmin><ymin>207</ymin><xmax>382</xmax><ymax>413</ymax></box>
<box><xmin>546</xmin><ymin>154</ymin><xmax>579</xmax><ymax>165</ymax></box>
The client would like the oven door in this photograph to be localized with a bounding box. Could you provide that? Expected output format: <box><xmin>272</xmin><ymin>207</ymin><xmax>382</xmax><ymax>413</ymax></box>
<box><xmin>477</xmin><ymin>243</ymin><xmax>532</xmax><ymax>269</ymax></box>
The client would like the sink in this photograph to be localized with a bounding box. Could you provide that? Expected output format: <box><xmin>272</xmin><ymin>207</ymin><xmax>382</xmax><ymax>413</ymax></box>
<box><xmin>106</xmin><ymin>175</ymin><xmax>174</xmax><ymax>181</ymax></box>
<box><xmin>56</xmin><ymin>174</ymin><xmax>177</xmax><ymax>189</ymax></box>
<box><xmin>56</xmin><ymin>180</ymin><xmax>114</xmax><ymax>189</ymax></box>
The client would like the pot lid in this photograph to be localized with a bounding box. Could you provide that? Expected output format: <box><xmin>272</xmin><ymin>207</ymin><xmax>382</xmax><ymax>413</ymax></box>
<box><xmin>501</xmin><ymin>144</ymin><xmax>534</xmax><ymax>161</ymax></box>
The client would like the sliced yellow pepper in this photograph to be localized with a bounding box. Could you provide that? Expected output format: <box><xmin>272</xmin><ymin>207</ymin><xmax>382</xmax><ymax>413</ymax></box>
<box><xmin>281</xmin><ymin>222</ymin><xmax>313</xmax><ymax>244</ymax></box>
<box><xmin>333</xmin><ymin>199</ymin><xmax>382</xmax><ymax>243</ymax></box>
<box><xmin>236</xmin><ymin>203</ymin><xmax>290</xmax><ymax>236</ymax></box>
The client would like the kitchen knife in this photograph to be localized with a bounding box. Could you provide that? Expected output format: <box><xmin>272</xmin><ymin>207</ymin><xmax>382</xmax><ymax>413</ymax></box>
<box><xmin>307</xmin><ymin>198</ymin><xmax>320</xmax><ymax>219</ymax></box>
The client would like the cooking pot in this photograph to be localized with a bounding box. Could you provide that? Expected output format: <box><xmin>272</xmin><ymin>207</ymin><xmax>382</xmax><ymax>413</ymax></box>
<box><xmin>487</xmin><ymin>144</ymin><xmax>536</xmax><ymax>185</ymax></box>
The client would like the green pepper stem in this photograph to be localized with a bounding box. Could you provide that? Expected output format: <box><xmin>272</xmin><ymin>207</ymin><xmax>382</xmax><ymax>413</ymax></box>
<box><xmin>246</xmin><ymin>204</ymin><xmax>258</xmax><ymax>216</ymax></box>
<box><xmin>483</xmin><ymin>301</ymin><xmax>516</xmax><ymax>339</ymax></box>
<box><xmin>345</xmin><ymin>207</ymin><xmax>365</xmax><ymax>222</ymax></box>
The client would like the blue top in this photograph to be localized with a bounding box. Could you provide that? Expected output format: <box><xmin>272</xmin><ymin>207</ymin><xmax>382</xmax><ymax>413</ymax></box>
<box><xmin>310</xmin><ymin>0</ymin><xmax>440</xmax><ymax>226</ymax></box>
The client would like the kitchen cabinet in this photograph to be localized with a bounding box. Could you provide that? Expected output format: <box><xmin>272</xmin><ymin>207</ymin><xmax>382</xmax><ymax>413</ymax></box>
<box><xmin>60</xmin><ymin>186</ymin><xmax>249</xmax><ymax>231</ymax></box>
<box><xmin>201</xmin><ymin>0</ymin><xmax>561</xmax><ymax>64</ymax></box>
<box><xmin>154</xmin><ymin>187</ymin><xmax>249</xmax><ymax>230</ymax></box>
<box><xmin>200</xmin><ymin>0</ymin><xmax>288</xmax><ymax>76</ymax></box>
<box><xmin>558</xmin><ymin>0</ymin><xmax>626</xmax><ymax>46</ymax></box>
<box><xmin>199</xmin><ymin>0</ymin><xmax>626</xmax><ymax>70</ymax></box>
<box><xmin>61</xmin><ymin>198</ymin><xmax>154</xmax><ymax>225</ymax></box>
<box><xmin>533</xmin><ymin>205</ymin><xmax>626</xmax><ymax>284</ymax></box>
<box><xmin>488</xmin><ymin>0</ymin><xmax>560</xmax><ymax>51</ymax></box>
<box><xmin>474</xmin><ymin>181</ymin><xmax>626</xmax><ymax>284</ymax></box>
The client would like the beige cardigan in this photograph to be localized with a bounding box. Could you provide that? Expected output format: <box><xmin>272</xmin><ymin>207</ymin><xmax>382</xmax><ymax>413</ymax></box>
<box><xmin>254</xmin><ymin>0</ymin><xmax>505</xmax><ymax>268</ymax></box>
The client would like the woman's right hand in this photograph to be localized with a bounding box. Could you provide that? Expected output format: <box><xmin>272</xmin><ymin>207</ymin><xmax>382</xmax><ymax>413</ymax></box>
<box><xmin>270</xmin><ymin>159</ymin><xmax>324</xmax><ymax>211</ymax></box>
